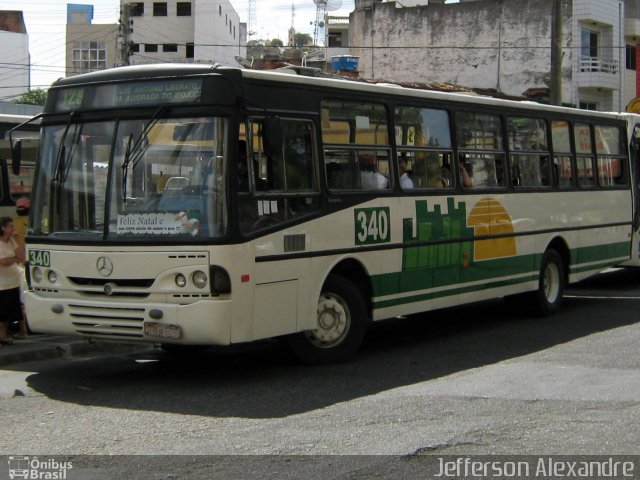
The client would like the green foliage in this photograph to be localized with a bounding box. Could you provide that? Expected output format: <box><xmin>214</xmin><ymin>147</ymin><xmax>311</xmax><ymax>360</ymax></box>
<box><xmin>11</xmin><ymin>88</ymin><xmax>48</xmax><ymax>106</ymax></box>
<box><xmin>293</xmin><ymin>33</ymin><xmax>313</xmax><ymax>48</ymax></box>
<box><xmin>269</xmin><ymin>38</ymin><xmax>284</xmax><ymax>47</ymax></box>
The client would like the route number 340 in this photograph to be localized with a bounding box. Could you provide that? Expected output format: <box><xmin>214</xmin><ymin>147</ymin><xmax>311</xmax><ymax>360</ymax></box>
<box><xmin>354</xmin><ymin>207</ymin><xmax>391</xmax><ymax>245</ymax></box>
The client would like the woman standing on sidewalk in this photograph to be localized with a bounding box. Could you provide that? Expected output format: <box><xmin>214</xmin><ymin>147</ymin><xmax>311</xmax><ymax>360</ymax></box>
<box><xmin>0</xmin><ymin>216</ymin><xmax>25</xmax><ymax>345</ymax></box>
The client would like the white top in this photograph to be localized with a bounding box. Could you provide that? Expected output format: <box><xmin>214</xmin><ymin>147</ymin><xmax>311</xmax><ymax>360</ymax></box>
<box><xmin>0</xmin><ymin>237</ymin><xmax>21</xmax><ymax>290</ymax></box>
<box><xmin>400</xmin><ymin>172</ymin><xmax>414</xmax><ymax>189</ymax></box>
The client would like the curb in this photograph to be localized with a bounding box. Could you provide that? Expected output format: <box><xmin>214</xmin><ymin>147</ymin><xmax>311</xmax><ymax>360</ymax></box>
<box><xmin>0</xmin><ymin>336</ymin><xmax>143</xmax><ymax>367</ymax></box>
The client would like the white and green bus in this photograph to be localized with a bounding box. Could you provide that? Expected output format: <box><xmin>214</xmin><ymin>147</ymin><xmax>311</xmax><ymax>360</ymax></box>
<box><xmin>18</xmin><ymin>64</ymin><xmax>640</xmax><ymax>363</ymax></box>
<box><xmin>0</xmin><ymin>113</ymin><xmax>40</xmax><ymax>218</ymax></box>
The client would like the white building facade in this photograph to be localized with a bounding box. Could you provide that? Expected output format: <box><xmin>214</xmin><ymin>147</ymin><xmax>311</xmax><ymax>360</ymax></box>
<box><xmin>0</xmin><ymin>12</ymin><xmax>29</xmax><ymax>99</ymax></box>
<box><xmin>350</xmin><ymin>0</ymin><xmax>634</xmax><ymax>111</ymax></box>
<box><xmin>121</xmin><ymin>0</ymin><xmax>245</xmax><ymax>67</ymax></box>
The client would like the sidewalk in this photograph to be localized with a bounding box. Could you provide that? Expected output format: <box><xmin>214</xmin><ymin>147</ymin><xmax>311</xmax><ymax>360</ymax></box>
<box><xmin>0</xmin><ymin>334</ymin><xmax>142</xmax><ymax>367</ymax></box>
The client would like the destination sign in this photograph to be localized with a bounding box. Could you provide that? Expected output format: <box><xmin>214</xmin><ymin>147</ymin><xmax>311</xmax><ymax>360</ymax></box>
<box><xmin>113</xmin><ymin>79</ymin><xmax>202</xmax><ymax>106</ymax></box>
<box><xmin>54</xmin><ymin>78</ymin><xmax>203</xmax><ymax>111</ymax></box>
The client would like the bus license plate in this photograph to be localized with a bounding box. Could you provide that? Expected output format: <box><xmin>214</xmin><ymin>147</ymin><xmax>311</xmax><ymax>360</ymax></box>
<box><xmin>144</xmin><ymin>322</ymin><xmax>182</xmax><ymax>339</ymax></box>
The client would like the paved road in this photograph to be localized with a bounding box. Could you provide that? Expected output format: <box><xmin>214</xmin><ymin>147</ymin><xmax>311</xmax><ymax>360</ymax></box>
<box><xmin>1</xmin><ymin>268</ymin><xmax>639</xmax><ymax>476</ymax></box>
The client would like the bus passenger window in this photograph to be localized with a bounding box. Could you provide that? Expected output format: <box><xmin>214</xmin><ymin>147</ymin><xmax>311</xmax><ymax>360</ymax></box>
<box><xmin>551</xmin><ymin>120</ymin><xmax>573</xmax><ymax>188</ymax></box>
<box><xmin>575</xmin><ymin>123</ymin><xmax>595</xmax><ymax>186</ymax></box>
<box><xmin>554</xmin><ymin>156</ymin><xmax>573</xmax><ymax>187</ymax></box>
<box><xmin>595</xmin><ymin>125</ymin><xmax>626</xmax><ymax>187</ymax></box>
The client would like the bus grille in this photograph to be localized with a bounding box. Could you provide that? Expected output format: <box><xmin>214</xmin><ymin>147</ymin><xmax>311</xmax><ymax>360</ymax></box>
<box><xmin>68</xmin><ymin>277</ymin><xmax>154</xmax><ymax>288</ymax></box>
<box><xmin>69</xmin><ymin>304</ymin><xmax>146</xmax><ymax>338</ymax></box>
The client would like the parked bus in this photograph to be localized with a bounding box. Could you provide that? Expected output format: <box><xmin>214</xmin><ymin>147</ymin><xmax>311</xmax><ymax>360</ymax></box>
<box><xmin>18</xmin><ymin>64</ymin><xmax>640</xmax><ymax>363</ymax></box>
<box><xmin>0</xmin><ymin>113</ymin><xmax>40</xmax><ymax>218</ymax></box>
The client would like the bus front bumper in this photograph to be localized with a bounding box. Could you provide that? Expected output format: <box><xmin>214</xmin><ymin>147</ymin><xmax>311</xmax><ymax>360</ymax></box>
<box><xmin>24</xmin><ymin>292</ymin><xmax>232</xmax><ymax>346</ymax></box>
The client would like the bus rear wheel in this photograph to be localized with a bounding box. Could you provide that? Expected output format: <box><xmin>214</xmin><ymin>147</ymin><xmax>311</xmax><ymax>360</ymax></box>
<box><xmin>528</xmin><ymin>248</ymin><xmax>565</xmax><ymax>316</ymax></box>
<box><xmin>287</xmin><ymin>274</ymin><xmax>368</xmax><ymax>364</ymax></box>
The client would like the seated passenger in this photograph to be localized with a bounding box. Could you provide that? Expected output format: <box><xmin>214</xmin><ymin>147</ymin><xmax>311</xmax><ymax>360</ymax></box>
<box><xmin>399</xmin><ymin>160</ymin><xmax>414</xmax><ymax>189</ymax></box>
<box><xmin>442</xmin><ymin>162</ymin><xmax>473</xmax><ymax>188</ymax></box>
<box><xmin>359</xmin><ymin>156</ymin><xmax>388</xmax><ymax>189</ymax></box>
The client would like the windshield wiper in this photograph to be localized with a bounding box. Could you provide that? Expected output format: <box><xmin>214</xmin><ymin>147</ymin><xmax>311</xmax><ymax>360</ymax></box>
<box><xmin>121</xmin><ymin>106</ymin><xmax>167</xmax><ymax>202</ymax></box>
<box><xmin>51</xmin><ymin>112</ymin><xmax>78</xmax><ymax>186</ymax></box>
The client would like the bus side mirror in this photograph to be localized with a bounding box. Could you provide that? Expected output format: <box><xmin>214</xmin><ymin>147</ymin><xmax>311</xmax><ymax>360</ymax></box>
<box><xmin>11</xmin><ymin>139</ymin><xmax>22</xmax><ymax>175</ymax></box>
<box><xmin>262</xmin><ymin>117</ymin><xmax>282</xmax><ymax>157</ymax></box>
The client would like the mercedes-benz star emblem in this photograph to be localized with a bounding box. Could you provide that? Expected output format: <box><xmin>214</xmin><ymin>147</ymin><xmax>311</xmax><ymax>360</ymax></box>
<box><xmin>96</xmin><ymin>256</ymin><xmax>114</xmax><ymax>277</ymax></box>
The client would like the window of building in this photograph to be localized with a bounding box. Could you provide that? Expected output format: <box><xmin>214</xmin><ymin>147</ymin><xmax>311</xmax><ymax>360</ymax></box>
<box><xmin>579</xmin><ymin>102</ymin><xmax>597</xmax><ymax>111</ymax></box>
<box><xmin>162</xmin><ymin>44</ymin><xmax>178</xmax><ymax>52</ymax></box>
<box><xmin>177</xmin><ymin>2</ymin><xmax>191</xmax><ymax>16</ymax></box>
<box><xmin>130</xmin><ymin>2</ymin><xmax>144</xmax><ymax>16</ymax></box>
<box><xmin>581</xmin><ymin>29</ymin><xmax>598</xmax><ymax>58</ymax></box>
<box><xmin>186</xmin><ymin>43</ymin><xmax>194</xmax><ymax>58</ymax></box>
<box><xmin>153</xmin><ymin>2</ymin><xmax>167</xmax><ymax>16</ymax></box>
<box><xmin>145</xmin><ymin>44</ymin><xmax>159</xmax><ymax>53</ymax></box>
<box><xmin>72</xmin><ymin>41</ymin><xmax>107</xmax><ymax>74</ymax></box>
<box><xmin>131</xmin><ymin>43</ymin><xmax>140</xmax><ymax>53</ymax></box>
<box><xmin>627</xmin><ymin>45</ymin><xmax>637</xmax><ymax>70</ymax></box>
<box><xmin>219</xmin><ymin>5</ymin><xmax>222</xmax><ymax>15</ymax></box>
<box><xmin>328</xmin><ymin>32</ymin><xmax>344</xmax><ymax>48</ymax></box>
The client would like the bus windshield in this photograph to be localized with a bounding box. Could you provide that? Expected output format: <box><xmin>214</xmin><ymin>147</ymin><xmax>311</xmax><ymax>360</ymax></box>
<box><xmin>31</xmin><ymin>115</ymin><xmax>228</xmax><ymax>241</ymax></box>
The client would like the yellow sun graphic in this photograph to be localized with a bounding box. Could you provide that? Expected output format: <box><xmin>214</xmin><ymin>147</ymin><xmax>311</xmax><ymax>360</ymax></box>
<box><xmin>467</xmin><ymin>198</ymin><xmax>517</xmax><ymax>260</ymax></box>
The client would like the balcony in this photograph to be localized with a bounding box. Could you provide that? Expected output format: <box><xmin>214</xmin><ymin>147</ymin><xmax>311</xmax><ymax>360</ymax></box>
<box><xmin>579</xmin><ymin>56</ymin><xmax>618</xmax><ymax>74</ymax></box>
<box><xmin>625</xmin><ymin>18</ymin><xmax>640</xmax><ymax>38</ymax></box>
<box><xmin>576</xmin><ymin>56</ymin><xmax>620</xmax><ymax>90</ymax></box>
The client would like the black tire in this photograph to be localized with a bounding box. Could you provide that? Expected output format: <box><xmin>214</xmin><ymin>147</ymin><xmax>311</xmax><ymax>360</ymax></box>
<box><xmin>160</xmin><ymin>344</ymin><xmax>207</xmax><ymax>355</ymax></box>
<box><xmin>287</xmin><ymin>274</ymin><xmax>368</xmax><ymax>364</ymax></box>
<box><xmin>527</xmin><ymin>248</ymin><xmax>565</xmax><ymax>316</ymax></box>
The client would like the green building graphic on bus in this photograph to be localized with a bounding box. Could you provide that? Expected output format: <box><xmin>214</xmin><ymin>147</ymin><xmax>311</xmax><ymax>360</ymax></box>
<box><xmin>402</xmin><ymin>197</ymin><xmax>474</xmax><ymax>270</ymax></box>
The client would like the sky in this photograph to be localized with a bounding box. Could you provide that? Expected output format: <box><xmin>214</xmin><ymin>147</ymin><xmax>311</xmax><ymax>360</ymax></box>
<box><xmin>0</xmin><ymin>0</ymin><xmax>356</xmax><ymax>92</ymax></box>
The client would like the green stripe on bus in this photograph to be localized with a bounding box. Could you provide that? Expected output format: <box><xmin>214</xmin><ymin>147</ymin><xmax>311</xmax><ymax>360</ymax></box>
<box><xmin>371</xmin><ymin>241</ymin><xmax>630</xmax><ymax>310</ymax></box>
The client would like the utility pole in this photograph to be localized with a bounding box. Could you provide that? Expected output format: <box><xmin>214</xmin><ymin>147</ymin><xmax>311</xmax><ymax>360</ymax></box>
<box><xmin>550</xmin><ymin>0</ymin><xmax>563</xmax><ymax>105</ymax></box>
<box><xmin>118</xmin><ymin>3</ymin><xmax>131</xmax><ymax>66</ymax></box>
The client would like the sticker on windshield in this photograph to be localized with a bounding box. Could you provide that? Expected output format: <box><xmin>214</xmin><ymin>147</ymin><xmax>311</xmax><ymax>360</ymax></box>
<box><xmin>117</xmin><ymin>211</ymin><xmax>200</xmax><ymax>236</ymax></box>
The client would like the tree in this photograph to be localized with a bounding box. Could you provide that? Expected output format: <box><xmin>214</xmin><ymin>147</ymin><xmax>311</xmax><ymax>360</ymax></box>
<box><xmin>11</xmin><ymin>88</ymin><xmax>48</xmax><ymax>106</ymax></box>
<box><xmin>269</xmin><ymin>38</ymin><xmax>284</xmax><ymax>48</ymax></box>
<box><xmin>293</xmin><ymin>33</ymin><xmax>313</xmax><ymax>48</ymax></box>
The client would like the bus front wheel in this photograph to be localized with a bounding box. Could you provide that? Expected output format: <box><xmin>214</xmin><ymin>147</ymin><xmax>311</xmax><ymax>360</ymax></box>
<box><xmin>529</xmin><ymin>248</ymin><xmax>565</xmax><ymax>316</ymax></box>
<box><xmin>287</xmin><ymin>274</ymin><xmax>368</xmax><ymax>364</ymax></box>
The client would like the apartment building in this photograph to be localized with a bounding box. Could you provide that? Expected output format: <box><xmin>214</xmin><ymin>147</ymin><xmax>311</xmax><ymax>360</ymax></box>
<box><xmin>0</xmin><ymin>11</ymin><xmax>29</xmax><ymax>100</ymax></box>
<box><xmin>65</xmin><ymin>4</ymin><xmax>118</xmax><ymax>77</ymax></box>
<box><xmin>121</xmin><ymin>0</ymin><xmax>246</xmax><ymax>67</ymax></box>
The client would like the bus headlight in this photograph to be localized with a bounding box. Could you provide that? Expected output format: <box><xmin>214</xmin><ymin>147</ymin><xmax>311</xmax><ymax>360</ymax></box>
<box><xmin>192</xmin><ymin>270</ymin><xmax>207</xmax><ymax>289</ymax></box>
<box><xmin>47</xmin><ymin>270</ymin><xmax>58</xmax><ymax>283</ymax></box>
<box><xmin>175</xmin><ymin>273</ymin><xmax>187</xmax><ymax>288</ymax></box>
<box><xmin>32</xmin><ymin>267</ymin><xmax>43</xmax><ymax>283</ymax></box>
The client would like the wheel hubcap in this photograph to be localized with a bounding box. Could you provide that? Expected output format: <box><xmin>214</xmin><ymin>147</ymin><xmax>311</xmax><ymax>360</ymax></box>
<box><xmin>543</xmin><ymin>262</ymin><xmax>560</xmax><ymax>303</ymax></box>
<box><xmin>307</xmin><ymin>293</ymin><xmax>350</xmax><ymax>348</ymax></box>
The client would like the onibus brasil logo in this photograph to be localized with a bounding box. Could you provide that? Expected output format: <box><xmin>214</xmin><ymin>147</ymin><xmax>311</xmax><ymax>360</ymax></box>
<box><xmin>7</xmin><ymin>457</ymin><xmax>72</xmax><ymax>479</ymax></box>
